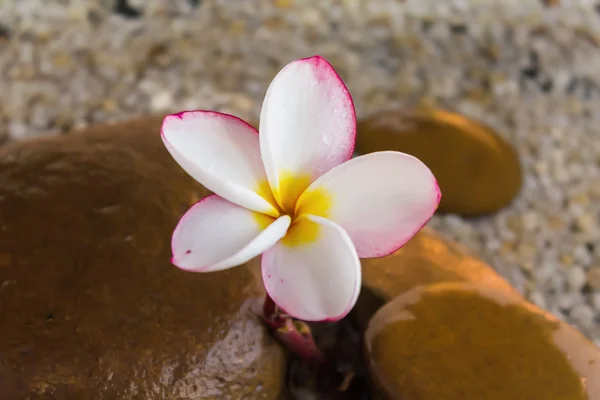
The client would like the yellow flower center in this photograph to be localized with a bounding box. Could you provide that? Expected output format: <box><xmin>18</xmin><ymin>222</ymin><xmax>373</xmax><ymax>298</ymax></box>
<box><xmin>254</xmin><ymin>172</ymin><xmax>332</xmax><ymax>246</ymax></box>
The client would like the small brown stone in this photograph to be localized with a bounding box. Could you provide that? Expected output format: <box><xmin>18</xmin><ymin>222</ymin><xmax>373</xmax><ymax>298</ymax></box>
<box><xmin>365</xmin><ymin>283</ymin><xmax>599</xmax><ymax>400</ymax></box>
<box><xmin>355</xmin><ymin>108</ymin><xmax>522</xmax><ymax>216</ymax></box>
<box><xmin>0</xmin><ymin>118</ymin><xmax>286</xmax><ymax>399</ymax></box>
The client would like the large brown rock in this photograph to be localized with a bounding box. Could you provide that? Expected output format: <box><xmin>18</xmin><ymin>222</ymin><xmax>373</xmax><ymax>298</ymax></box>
<box><xmin>355</xmin><ymin>108</ymin><xmax>522</xmax><ymax>216</ymax></box>
<box><xmin>365</xmin><ymin>283</ymin><xmax>599</xmax><ymax>400</ymax></box>
<box><xmin>0</xmin><ymin>118</ymin><xmax>286</xmax><ymax>399</ymax></box>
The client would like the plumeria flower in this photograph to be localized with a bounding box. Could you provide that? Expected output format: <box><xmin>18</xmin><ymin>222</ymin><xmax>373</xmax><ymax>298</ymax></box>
<box><xmin>161</xmin><ymin>56</ymin><xmax>440</xmax><ymax>322</ymax></box>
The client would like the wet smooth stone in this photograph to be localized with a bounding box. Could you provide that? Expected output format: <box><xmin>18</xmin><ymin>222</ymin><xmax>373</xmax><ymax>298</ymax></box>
<box><xmin>365</xmin><ymin>283</ymin><xmax>600</xmax><ymax>400</ymax></box>
<box><xmin>356</xmin><ymin>108</ymin><xmax>522</xmax><ymax>216</ymax></box>
<box><xmin>355</xmin><ymin>227</ymin><xmax>521</xmax><ymax>329</ymax></box>
<box><xmin>0</xmin><ymin>118</ymin><xmax>286</xmax><ymax>399</ymax></box>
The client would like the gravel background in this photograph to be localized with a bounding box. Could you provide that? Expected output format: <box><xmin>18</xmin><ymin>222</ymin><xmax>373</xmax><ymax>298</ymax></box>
<box><xmin>1</xmin><ymin>0</ymin><xmax>600</xmax><ymax>344</ymax></box>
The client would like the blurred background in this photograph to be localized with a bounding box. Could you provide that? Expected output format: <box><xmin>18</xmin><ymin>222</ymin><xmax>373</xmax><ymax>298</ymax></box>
<box><xmin>1</xmin><ymin>0</ymin><xmax>599</xmax><ymax>345</ymax></box>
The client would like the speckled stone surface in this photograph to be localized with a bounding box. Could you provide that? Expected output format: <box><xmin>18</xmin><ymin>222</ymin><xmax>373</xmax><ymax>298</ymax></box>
<box><xmin>0</xmin><ymin>0</ymin><xmax>599</xmax><ymax>343</ymax></box>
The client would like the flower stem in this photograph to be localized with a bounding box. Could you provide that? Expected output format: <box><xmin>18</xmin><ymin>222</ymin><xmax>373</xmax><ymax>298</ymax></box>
<box><xmin>261</xmin><ymin>293</ymin><xmax>324</xmax><ymax>364</ymax></box>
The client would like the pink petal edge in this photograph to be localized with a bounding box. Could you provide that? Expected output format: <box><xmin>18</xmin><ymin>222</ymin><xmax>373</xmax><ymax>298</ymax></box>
<box><xmin>259</xmin><ymin>56</ymin><xmax>358</xmax><ymax>192</ymax></box>
<box><xmin>171</xmin><ymin>193</ymin><xmax>291</xmax><ymax>273</ymax></box>
<box><xmin>161</xmin><ymin>110</ymin><xmax>258</xmax><ymax>140</ymax></box>
<box><xmin>293</xmin><ymin>55</ymin><xmax>357</xmax><ymax>161</ymax></box>
<box><xmin>170</xmin><ymin>194</ymin><xmax>217</xmax><ymax>269</ymax></box>
<box><xmin>160</xmin><ymin>109</ymin><xmax>282</xmax><ymax>216</ymax></box>
<box><xmin>261</xmin><ymin>252</ymin><xmax>362</xmax><ymax>323</ymax></box>
<box><xmin>260</xmin><ymin>215</ymin><xmax>362</xmax><ymax>322</ymax></box>
<box><xmin>361</xmin><ymin>177</ymin><xmax>441</xmax><ymax>259</ymax></box>
<box><xmin>322</xmin><ymin>277</ymin><xmax>361</xmax><ymax>322</ymax></box>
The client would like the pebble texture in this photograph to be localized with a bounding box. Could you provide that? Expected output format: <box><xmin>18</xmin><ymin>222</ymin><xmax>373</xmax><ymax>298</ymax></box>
<box><xmin>0</xmin><ymin>0</ymin><xmax>599</xmax><ymax>342</ymax></box>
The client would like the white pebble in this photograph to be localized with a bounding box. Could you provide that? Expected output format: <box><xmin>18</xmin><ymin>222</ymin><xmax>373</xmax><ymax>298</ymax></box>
<box><xmin>558</xmin><ymin>293</ymin><xmax>578</xmax><ymax>311</ymax></box>
<box><xmin>570</xmin><ymin>304</ymin><xmax>595</xmax><ymax>331</ymax></box>
<box><xmin>7</xmin><ymin>121</ymin><xmax>28</xmax><ymax>140</ymax></box>
<box><xmin>150</xmin><ymin>91</ymin><xmax>173</xmax><ymax>113</ymax></box>
<box><xmin>529</xmin><ymin>291</ymin><xmax>547</xmax><ymax>309</ymax></box>
<box><xmin>566</xmin><ymin>266</ymin><xmax>586</xmax><ymax>292</ymax></box>
<box><xmin>591</xmin><ymin>292</ymin><xmax>600</xmax><ymax>311</ymax></box>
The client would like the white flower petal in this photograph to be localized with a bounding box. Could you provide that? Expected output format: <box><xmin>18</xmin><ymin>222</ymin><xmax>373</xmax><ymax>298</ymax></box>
<box><xmin>259</xmin><ymin>56</ymin><xmax>356</xmax><ymax>211</ymax></box>
<box><xmin>261</xmin><ymin>215</ymin><xmax>361</xmax><ymax>321</ymax></box>
<box><xmin>296</xmin><ymin>151</ymin><xmax>440</xmax><ymax>258</ymax></box>
<box><xmin>162</xmin><ymin>111</ymin><xmax>279</xmax><ymax>216</ymax></box>
<box><xmin>172</xmin><ymin>195</ymin><xmax>290</xmax><ymax>272</ymax></box>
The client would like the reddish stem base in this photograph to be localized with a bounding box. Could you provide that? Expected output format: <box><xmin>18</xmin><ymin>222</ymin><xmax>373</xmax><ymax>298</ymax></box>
<box><xmin>260</xmin><ymin>295</ymin><xmax>372</xmax><ymax>398</ymax></box>
<box><xmin>262</xmin><ymin>294</ymin><xmax>325</xmax><ymax>364</ymax></box>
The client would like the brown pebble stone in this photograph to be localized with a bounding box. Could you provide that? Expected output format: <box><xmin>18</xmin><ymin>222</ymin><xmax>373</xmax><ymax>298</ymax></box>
<box><xmin>365</xmin><ymin>283</ymin><xmax>599</xmax><ymax>400</ymax></box>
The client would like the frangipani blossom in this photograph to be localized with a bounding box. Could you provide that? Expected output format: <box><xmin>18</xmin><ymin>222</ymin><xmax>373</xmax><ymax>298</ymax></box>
<box><xmin>161</xmin><ymin>56</ymin><xmax>441</xmax><ymax>322</ymax></box>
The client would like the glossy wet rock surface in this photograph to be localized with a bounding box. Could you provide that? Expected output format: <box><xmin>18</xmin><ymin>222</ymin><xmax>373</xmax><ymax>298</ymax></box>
<box><xmin>0</xmin><ymin>118</ymin><xmax>286</xmax><ymax>399</ymax></box>
<box><xmin>356</xmin><ymin>108</ymin><xmax>522</xmax><ymax>216</ymax></box>
<box><xmin>365</xmin><ymin>283</ymin><xmax>599</xmax><ymax>400</ymax></box>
